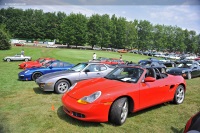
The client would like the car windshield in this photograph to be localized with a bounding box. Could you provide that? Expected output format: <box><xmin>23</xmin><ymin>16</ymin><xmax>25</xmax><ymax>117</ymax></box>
<box><xmin>105</xmin><ymin>67</ymin><xmax>144</xmax><ymax>83</ymax></box>
<box><xmin>69</xmin><ymin>63</ymin><xmax>88</xmax><ymax>72</ymax></box>
<box><xmin>43</xmin><ymin>62</ymin><xmax>53</xmax><ymax>67</ymax></box>
<box><xmin>139</xmin><ymin>62</ymin><xmax>150</xmax><ymax>66</ymax></box>
<box><xmin>39</xmin><ymin>59</ymin><xmax>45</xmax><ymax>63</ymax></box>
<box><xmin>178</xmin><ymin>63</ymin><xmax>192</xmax><ymax>68</ymax></box>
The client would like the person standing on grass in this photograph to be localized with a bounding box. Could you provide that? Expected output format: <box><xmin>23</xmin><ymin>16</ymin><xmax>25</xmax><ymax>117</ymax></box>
<box><xmin>93</xmin><ymin>53</ymin><xmax>97</xmax><ymax>60</ymax></box>
<box><xmin>120</xmin><ymin>54</ymin><xmax>122</xmax><ymax>60</ymax></box>
<box><xmin>21</xmin><ymin>49</ymin><xmax>24</xmax><ymax>56</ymax></box>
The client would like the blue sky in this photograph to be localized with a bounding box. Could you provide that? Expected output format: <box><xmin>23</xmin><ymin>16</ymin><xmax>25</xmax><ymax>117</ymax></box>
<box><xmin>0</xmin><ymin>0</ymin><xmax>200</xmax><ymax>34</ymax></box>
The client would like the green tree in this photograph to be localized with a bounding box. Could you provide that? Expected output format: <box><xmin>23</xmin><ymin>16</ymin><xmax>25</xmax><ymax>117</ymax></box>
<box><xmin>60</xmin><ymin>13</ymin><xmax>87</xmax><ymax>47</ymax></box>
<box><xmin>137</xmin><ymin>20</ymin><xmax>153</xmax><ymax>51</ymax></box>
<box><xmin>125</xmin><ymin>20</ymin><xmax>138</xmax><ymax>49</ymax></box>
<box><xmin>0</xmin><ymin>25</ymin><xmax>11</xmax><ymax>50</ymax></box>
<box><xmin>87</xmin><ymin>14</ymin><xmax>102</xmax><ymax>48</ymax></box>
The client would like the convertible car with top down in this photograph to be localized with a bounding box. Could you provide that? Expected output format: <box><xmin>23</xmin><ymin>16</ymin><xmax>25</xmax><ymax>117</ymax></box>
<box><xmin>166</xmin><ymin>60</ymin><xmax>200</xmax><ymax>79</ymax></box>
<box><xmin>62</xmin><ymin>65</ymin><xmax>186</xmax><ymax>125</ymax></box>
<box><xmin>18</xmin><ymin>57</ymin><xmax>55</xmax><ymax>69</ymax></box>
<box><xmin>3</xmin><ymin>54</ymin><xmax>31</xmax><ymax>62</ymax></box>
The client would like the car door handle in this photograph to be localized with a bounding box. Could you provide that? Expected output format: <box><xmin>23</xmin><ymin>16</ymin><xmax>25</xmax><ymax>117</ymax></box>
<box><xmin>97</xmin><ymin>73</ymin><xmax>100</xmax><ymax>75</ymax></box>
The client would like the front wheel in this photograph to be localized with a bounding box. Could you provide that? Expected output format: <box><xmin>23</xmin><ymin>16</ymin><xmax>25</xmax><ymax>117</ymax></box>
<box><xmin>109</xmin><ymin>97</ymin><xmax>128</xmax><ymax>125</ymax></box>
<box><xmin>173</xmin><ymin>85</ymin><xmax>185</xmax><ymax>104</ymax></box>
<box><xmin>55</xmin><ymin>79</ymin><xmax>70</xmax><ymax>94</ymax></box>
<box><xmin>25</xmin><ymin>58</ymin><xmax>29</xmax><ymax>62</ymax></box>
<box><xmin>32</xmin><ymin>72</ymin><xmax>42</xmax><ymax>81</ymax></box>
<box><xmin>6</xmin><ymin>58</ymin><xmax>11</xmax><ymax>62</ymax></box>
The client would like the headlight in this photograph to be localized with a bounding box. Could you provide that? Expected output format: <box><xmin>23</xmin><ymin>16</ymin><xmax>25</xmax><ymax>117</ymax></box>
<box><xmin>166</xmin><ymin>69</ymin><xmax>169</xmax><ymax>72</ymax></box>
<box><xmin>25</xmin><ymin>70</ymin><xmax>29</xmax><ymax>73</ymax></box>
<box><xmin>182</xmin><ymin>70</ymin><xmax>185</xmax><ymax>73</ymax></box>
<box><xmin>67</xmin><ymin>83</ymin><xmax>77</xmax><ymax>92</ymax></box>
<box><xmin>77</xmin><ymin>91</ymin><xmax>101</xmax><ymax>104</ymax></box>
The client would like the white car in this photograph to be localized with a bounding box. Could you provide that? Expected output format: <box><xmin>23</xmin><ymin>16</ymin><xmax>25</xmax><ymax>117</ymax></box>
<box><xmin>46</xmin><ymin>45</ymin><xmax>57</xmax><ymax>48</ymax></box>
<box><xmin>3</xmin><ymin>54</ymin><xmax>32</xmax><ymax>62</ymax></box>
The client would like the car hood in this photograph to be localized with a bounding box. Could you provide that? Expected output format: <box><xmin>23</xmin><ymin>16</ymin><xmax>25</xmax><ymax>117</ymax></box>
<box><xmin>67</xmin><ymin>78</ymin><xmax>136</xmax><ymax>100</ymax></box>
<box><xmin>37</xmin><ymin>70</ymin><xmax>79</xmax><ymax>81</ymax></box>
<box><xmin>168</xmin><ymin>67</ymin><xmax>190</xmax><ymax>72</ymax></box>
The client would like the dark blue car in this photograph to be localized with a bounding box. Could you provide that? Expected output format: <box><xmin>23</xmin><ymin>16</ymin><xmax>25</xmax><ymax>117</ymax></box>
<box><xmin>18</xmin><ymin>60</ymin><xmax>74</xmax><ymax>81</ymax></box>
<box><xmin>138</xmin><ymin>59</ymin><xmax>167</xmax><ymax>73</ymax></box>
<box><xmin>166</xmin><ymin>60</ymin><xmax>200</xmax><ymax>79</ymax></box>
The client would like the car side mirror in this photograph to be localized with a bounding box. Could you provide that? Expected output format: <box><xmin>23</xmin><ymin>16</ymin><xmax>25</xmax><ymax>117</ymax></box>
<box><xmin>85</xmin><ymin>69</ymin><xmax>90</xmax><ymax>73</ymax></box>
<box><xmin>49</xmin><ymin>66</ymin><xmax>53</xmax><ymax>69</ymax></box>
<box><xmin>144</xmin><ymin>77</ymin><xmax>156</xmax><ymax>82</ymax></box>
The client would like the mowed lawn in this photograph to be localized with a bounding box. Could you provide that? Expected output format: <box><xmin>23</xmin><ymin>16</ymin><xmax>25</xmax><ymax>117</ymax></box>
<box><xmin>0</xmin><ymin>46</ymin><xmax>199</xmax><ymax>133</ymax></box>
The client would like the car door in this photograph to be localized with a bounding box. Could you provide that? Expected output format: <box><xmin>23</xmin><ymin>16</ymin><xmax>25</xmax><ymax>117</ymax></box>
<box><xmin>13</xmin><ymin>55</ymin><xmax>21</xmax><ymax>61</ymax></box>
<box><xmin>44</xmin><ymin>62</ymin><xmax>61</xmax><ymax>74</ymax></box>
<box><xmin>139</xmin><ymin>68</ymin><xmax>170</xmax><ymax>109</ymax></box>
<box><xmin>78</xmin><ymin>64</ymin><xmax>103</xmax><ymax>80</ymax></box>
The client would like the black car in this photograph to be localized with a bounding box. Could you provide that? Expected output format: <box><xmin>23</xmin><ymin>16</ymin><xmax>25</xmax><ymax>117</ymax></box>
<box><xmin>138</xmin><ymin>59</ymin><xmax>167</xmax><ymax>73</ymax></box>
<box><xmin>166</xmin><ymin>60</ymin><xmax>200</xmax><ymax>79</ymax></box>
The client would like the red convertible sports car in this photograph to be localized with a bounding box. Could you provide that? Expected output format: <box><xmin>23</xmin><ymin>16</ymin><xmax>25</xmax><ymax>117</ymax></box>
<box><xmin>62</xmin><ymin>65</ymin><xmax>186</xmax><ymax>125</ymax></box>
<box><xmin>19</xmin><ymin>57</ymin><xmax>55</xmax><ymax>69</ymax></box>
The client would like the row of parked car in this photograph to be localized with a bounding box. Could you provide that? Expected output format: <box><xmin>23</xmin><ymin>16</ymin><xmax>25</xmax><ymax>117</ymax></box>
<box><xmin>3</xmin><ymin>54</ymin><xmax>200</xmax><ymax>129</ymax></box>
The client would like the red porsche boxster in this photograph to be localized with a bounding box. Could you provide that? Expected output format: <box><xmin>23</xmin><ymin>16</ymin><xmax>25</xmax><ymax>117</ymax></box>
<box><xmin>18</xmin><ymin>58</ymin><xmax>55</xmax><ymax>69</ymax></box>
<box><xmin>62</xmin><ymin>66</ymin><xmax>186</xmax><ymax>125</ymax></box>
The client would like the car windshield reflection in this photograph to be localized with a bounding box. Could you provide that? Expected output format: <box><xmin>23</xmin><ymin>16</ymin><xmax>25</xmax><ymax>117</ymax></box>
<box><xmin>105</xmin><ymin>67</ymin><xmax>143</xmax><ymax>83</ymax></box>
<box><xmin>69</xmin><ymin>63</ymin><xmax>88</xmax><ymax>72</ymax></box>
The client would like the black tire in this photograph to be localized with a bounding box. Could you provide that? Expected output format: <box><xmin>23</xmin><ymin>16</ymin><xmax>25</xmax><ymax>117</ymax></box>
<box><xmin>25</xmin><ymin>58</ymin><xmax>29</xmax><ymax>62</ymax></box>
<box><xmin>6</xmin><ymin>58</ymin><xmax>11</xmax><ymax>62</ymax></box>
<box><xmin>55</xmin><ymin>79</ymin><xmax>70</xmax><ymax>94</ymax></box>
<box><xmin>32</xmin><ymin>72</ymin><xmax>42</xmax><ymax>81</ymax></box>
<box><xmin>173</xmin><ymin>85</ymin><xmax>185</xmax><ymax>104</ymax></box>
<box><xmin>109</xmin><ymin>97</ymin><xmax>128</xmax><ymax>125</ymax></box>
<box><xmin>187</xmin><ymin>72</ymin><xmax>192</xmax><ymax>79</ymax></box>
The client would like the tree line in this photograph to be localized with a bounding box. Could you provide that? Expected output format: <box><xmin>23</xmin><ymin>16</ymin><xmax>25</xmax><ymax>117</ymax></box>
<box><xmin>0</xmin><ymin>7</ymin><xmax>200</xmax><ymax>53</ymax></box>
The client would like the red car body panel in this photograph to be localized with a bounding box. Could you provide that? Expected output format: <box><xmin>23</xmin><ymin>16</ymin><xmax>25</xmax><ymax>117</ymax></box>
<box><xmin>62</xmin><ymin>67</ymin><xmax>186</xmax><ymax>123</ymax></box>
<box><xmin>18</xmin><ymin>58</ymin><xmax>55</xmax><ymax>69</ymax></box>
<box><xmin>100</xmin><ymin>58</ymin><xmax>125</xmax><ymax>65</ymax></box>
<box><xmin>184</xmin><ymin>111</ymin><xmax>200</xmax><ymax>133</ymax></box>
<box><xmin>14</xmin><ymin>43</ymin><xmax>25</xmax><ymax>46</ymax></box>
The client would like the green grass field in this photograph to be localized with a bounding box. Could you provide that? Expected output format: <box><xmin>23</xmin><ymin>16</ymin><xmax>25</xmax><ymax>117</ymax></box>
<box><xmin>0</xmin><ymin>46</ymin><xmax>199</xmax><ymax>133</ymax></box>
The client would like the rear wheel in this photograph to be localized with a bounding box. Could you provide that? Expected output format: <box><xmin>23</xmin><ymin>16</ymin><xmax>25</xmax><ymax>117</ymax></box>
<box><xmin>109</xmin><ymin>97</ymin><xmax>128</xmax><ymax>125</ymax></box>
<box><xmin>6</xmin><ymin>58</ymin><xmax>11</xmax><ymax>62</ymax></box>
<box><xmin>32</xmin><ymin>72</ymin><xmax>42</xmax><ymax>81</ymax></box>
<box><xmin>161</xmin><ymin>68</ymin><xmax>166</xmax><ymax>73</ymax></box>
<box><xmin>55</xmin><ymin>79</ymin><xmax>70</xmax><ymax>94</ymax></box>
<box><xmin>187</xmin><ymin>72</ymin><xmax>192</xmax><ymax>79</ymax></box>
<box><xmin>173</xmin><ymin>85</ymin><xmax>185</xmax><ymax>104</ymax></box>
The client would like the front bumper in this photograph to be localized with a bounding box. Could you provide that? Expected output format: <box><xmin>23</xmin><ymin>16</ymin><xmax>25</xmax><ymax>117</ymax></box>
<box><xmin>18</xmin><ymin>73</ymin><xmax>32</xmax><ymax>81</ymax></box>
<box><xmin>62</xmin><ymin>94</ymin><xmax>111</xmax><ymax>122</ymax></box>
<box><xmin>36</xmin><ymin>81</ymin><xmax>55</xmax><ymax>91</ymax></box>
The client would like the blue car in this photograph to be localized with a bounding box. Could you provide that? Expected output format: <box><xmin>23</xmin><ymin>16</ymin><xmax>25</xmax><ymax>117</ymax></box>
<box><xmin>18</xmin><ymin>60</ymin><xmax>74</xmax><ymax>81</ymax></box>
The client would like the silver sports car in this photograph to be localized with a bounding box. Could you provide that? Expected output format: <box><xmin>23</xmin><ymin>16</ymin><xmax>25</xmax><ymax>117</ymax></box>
<box><xmin>36</xmin><ymin>62</ymin><xmax>115</xmax><ymax>94</ymax></box>
<box><xmin>3</xmin><ymin>54</ymin><xmax>31</xmax><ymax>62</ymax></box>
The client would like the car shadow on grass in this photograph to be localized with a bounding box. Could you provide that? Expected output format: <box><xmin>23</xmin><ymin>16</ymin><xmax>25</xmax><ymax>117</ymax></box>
<box><xmin>170</xmin><ymin>126</ymin><xmax>184</xmax><ymax>133</ymax></box>
<box><xmin>128</xmin><ymin>103</ymin><xmax>165</xmax><ymax>118</ymax></box>
<box><xmin>33</xmin><ymin>87</ymin><xmax>54</xmax><ymax>95</ymax></box>
<box><xmin>57</xmin><ymin>106</ymin><xmax>104</xmax><ymax>127</ymax></box>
